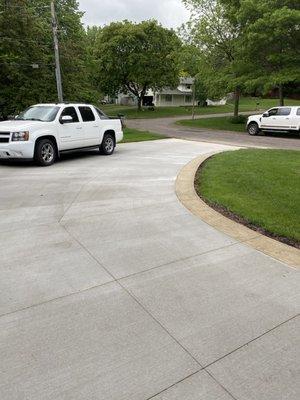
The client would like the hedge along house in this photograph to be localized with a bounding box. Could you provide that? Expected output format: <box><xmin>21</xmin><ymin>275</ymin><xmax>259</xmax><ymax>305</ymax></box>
<box><xmin>116</xmin><ymin>77</ymin><xmax>195</xmax><ymax>107</ymax></box>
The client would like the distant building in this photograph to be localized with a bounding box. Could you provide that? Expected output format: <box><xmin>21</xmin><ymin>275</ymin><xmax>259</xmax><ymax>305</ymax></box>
<box><xmin>115</xmin><ymin>77</ymin><xmax>228</xmax><ymax>107</ymax></box>
<box><xmin>116</xmin><ymin>93</ymin><xmax>136</xmax><ymax>106</ymax></box>
<box><xmin>116</xmin><ymin>77</ymin><xmax>195</xmax><ymax>107</ymax></box>
<box><xmin>152</xmin><ymin>77</ymin><xmax>194</xmax><ymax>107</ymax></box>
<box><xmin>206</xmin><ymin>98</ymin><xmax>227</xmax><ymax>106</ymax></box>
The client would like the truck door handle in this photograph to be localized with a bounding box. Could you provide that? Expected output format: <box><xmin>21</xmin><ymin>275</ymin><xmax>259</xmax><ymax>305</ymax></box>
<box><xmin>76</xmin><ymin>127</ymin><xmax>82</xmax><ymax>130</ymax></box>
<box><xmin>93</xmin><ymin>125</ymin><xmax>99</xmax><ymax>128</ymax></box>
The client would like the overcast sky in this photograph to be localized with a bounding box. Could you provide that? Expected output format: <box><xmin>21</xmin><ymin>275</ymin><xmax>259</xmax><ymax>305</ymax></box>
<box><xmin>78</xmin><ymin>0</ymin><xmax>190</xmax><ymax>29</ymax></box>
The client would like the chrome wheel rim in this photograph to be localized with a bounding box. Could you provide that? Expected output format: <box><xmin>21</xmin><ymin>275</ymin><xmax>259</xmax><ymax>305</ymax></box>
<box><xmin>249</xmin><ymin>125</ymin><xmax>257</xmax><ymax>135</ymax></box>
<box><xmin>41</xmin><ymin>143</ymin><xmax>54</xmax><ymax>163</ymax></box>
<box><xmin>104</xmin><ymin>137</ymin><xmax>114</xmax><ymax>153</ymax></box>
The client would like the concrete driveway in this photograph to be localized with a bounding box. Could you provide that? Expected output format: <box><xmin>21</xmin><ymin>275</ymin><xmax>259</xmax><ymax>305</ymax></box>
<box><xmin>0</xmin><ymin>140</ymin><xmax>299</xmax><ymax>400</ymax></box>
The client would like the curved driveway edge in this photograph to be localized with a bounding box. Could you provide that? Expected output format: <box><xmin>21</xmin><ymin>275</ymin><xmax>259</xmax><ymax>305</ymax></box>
<box><xmin>175</xmin><ymin>152</ymin><xmax>300</xmax><ymax>270</ymax></box>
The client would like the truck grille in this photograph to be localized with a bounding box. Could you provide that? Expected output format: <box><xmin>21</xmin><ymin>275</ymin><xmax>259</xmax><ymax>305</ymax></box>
<box><xmin>0</xmin><ymin>132</ymin><xmax>10</xmax><ymax>143</ymax></box>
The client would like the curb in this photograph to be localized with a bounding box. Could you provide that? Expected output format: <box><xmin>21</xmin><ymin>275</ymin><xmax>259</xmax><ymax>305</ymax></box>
<box><xmin>175</xmin><ymin>152</ymin><xmax>300</xmax><ymax>270</ymax></box>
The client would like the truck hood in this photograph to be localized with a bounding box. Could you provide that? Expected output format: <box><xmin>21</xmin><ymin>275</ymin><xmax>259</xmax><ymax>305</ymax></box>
<box><xmin>248</xmin><ymin>114</ymin><xmax>262</xmax><ymax>118</ymax></box>
<box><xmin>0</xmin><ymin>120</ymin><xmax>48</xmax><ymax>131</ymax></box>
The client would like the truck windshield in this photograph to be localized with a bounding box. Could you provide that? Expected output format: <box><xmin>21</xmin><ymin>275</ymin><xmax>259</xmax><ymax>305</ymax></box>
<box><xmin>16</xmin><ymin>106</ymin><xmax>60</xmax><ymax>122</ymax></box>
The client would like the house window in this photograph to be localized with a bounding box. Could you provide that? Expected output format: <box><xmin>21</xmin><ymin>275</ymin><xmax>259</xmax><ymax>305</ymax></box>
<box><xmin>185</xmin><ymin>95</ymin><xmax>192</xmax><ymax>103</ymax></box>
<box><xmin>165</xmin><ymin>94</ymin><xmax>172</xmax><ymax>102</ymax></box>
<box><xmin>186</xmin><ymin>85</ymin><xmax>191</xmax><ymax>89</ymax></box>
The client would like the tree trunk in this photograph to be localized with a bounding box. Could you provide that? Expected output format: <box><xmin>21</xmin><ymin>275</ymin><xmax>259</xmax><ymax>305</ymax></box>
<box><xmin>137</xmin><ymin>96</ymin><xmax>142</xmax><ymax>111</ymax></box>
<box><xmin>279</xmin><ymin>84</ymin><xmax>284</xmax><ymax>106</ymax></box>
<box><xmin>233</xmin><ymin>88</ymin><xmax>240</xmax><ymax>118</ymax></box>
<box><xmin>192</xmin><ymin>81</ymin><xmax>196</xmax><ymax>120</ymax></box>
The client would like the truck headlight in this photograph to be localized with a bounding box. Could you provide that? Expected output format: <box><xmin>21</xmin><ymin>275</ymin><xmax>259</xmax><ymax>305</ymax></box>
<box><xmin>12</xmin><ymin>131</ymin><xmax>29</xmax><ymax>141</ymax></box>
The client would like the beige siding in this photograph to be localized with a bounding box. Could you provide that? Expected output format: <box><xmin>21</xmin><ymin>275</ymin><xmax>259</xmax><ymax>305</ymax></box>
<box><xmin>155</xmin><ymin>94</ymin><xmax>194</xmax><ymax>107</ymax></box>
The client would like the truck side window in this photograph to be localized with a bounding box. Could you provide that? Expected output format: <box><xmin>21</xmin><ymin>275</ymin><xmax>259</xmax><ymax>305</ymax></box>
<box><xmin>268</xmin><ymin>108</ymin><xmax>278</xmax><ymax>116</ymax></box>
<box><xmin>277</xmin><ymin>108</ymin><xmax>291</xmax><ymax>116</ymax></box>
<box><xmin>297</xmin><ymin>108</ymin><xmax>300</xmax><ymax>116</ymax></box>
<box><xmin>79</xmin><ymin>106</ymin><xmax>95</xmax><ymax>122</ymax></box>
<box><xmin>61</xmin><ymin>107</ymin><xmax>79</xmax><ymax>122</ymax></box>
<box><xmin>95</xmin><ymin>107</ymin><xmax>109</xmax><ymax>119</ymax></box>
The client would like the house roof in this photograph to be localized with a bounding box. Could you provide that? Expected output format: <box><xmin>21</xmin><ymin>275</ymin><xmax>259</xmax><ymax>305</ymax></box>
<box><xmin>156</xmin><ymin>76</ymin><xmax>194</xmax><ymax>95</ymax></box>
<box><xmin>180</xmin><ymin>77</ymin><xmax>194</xmax><ymax>85</ymax></box>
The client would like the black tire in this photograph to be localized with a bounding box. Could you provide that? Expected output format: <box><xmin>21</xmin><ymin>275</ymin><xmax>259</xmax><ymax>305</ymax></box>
<box><xmin>100</xmin><ymin>133</ymin><xmax>115</xmax><ymax>155</ymax></box>
<box><xmin>247</xmin><ymin>122</ymin><xmax>260</xmax><ymax>136</ymax></box>
<box><xmin>34</xmin><ymin>138</ymin><xmax>57</xmax><ymax>166</ymax></box>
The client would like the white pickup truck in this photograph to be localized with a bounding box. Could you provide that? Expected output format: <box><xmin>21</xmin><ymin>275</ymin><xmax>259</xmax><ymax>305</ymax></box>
<box><xmin>247</xmin><ymin>106</ymin><xmax>300</xmax><ymax>136</ymax></box>
<box><xmin>0</xmin><ymin>103</ymin><xmax>124</xmax><ymax>166</ymax></box>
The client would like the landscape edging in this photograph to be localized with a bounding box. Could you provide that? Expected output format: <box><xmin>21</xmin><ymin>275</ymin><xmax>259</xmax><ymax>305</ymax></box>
<box><xmin>175</xmin><ymin>152</ymin><xmax>300</xmax><ymax>270</ymax></box>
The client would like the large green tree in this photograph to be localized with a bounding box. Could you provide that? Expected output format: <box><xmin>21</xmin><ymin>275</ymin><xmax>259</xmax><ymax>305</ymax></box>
<box><xmin>178</xmin><ymin>45</ymin><xmax>208</xmax><ymax>113</ymax></box>
<box><xmin>0</xmin><ymin>0</ymin><xmax>53</xmax><ymax>118</ymax></box>
<box><xmin>182</xmin><ymin>0</ymin><xmax>245</xmax><ymax>117</ymax></box>
<box><xmin>0</xmin><ymin>0</ymin><xmax>98</xmax><ymax>119</ymax></box>
<box><xmin>94</xmin><ymin>20</ymin><xmax>181</xmax><ymax>110</ymax></box>
<box><xmin>231</xmin><ymin>0</ymin><xmax>300</xmax><ymax>105</ymax></box>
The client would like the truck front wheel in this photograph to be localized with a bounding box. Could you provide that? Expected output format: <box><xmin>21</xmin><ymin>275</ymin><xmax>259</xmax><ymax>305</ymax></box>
<box><xmin>247</xmin><ymin>122</ymin><xmax>260</xmax><ymax>136</ymax></box>
<box><xmin>34</xmin><ymin>139</ymin><xmax>57</xmax><ymax>166</ymax></box>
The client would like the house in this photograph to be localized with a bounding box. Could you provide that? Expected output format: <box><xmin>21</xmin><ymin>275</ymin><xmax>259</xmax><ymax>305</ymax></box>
<box><xmin>116</xmin><ymin>77</ymin><xmax>195</xmax><ymax>107</ymax></box>
<box><xmin>115</xmin><ymin>77</ymin><xmax>228</xmax><ymax>107</ymax></box>
<box><xmin>206</xmin><ymin>98</ymin><xmax>227</xmax><ymax>106</ymax></box>
<box><xmin>116</xmin><ymin>93</ymin><xmax>136</xmax><ymax>106</ymax></box>
<box><xmin>152</xmin><ymin>77</ymin><xmax>194</xmax><ymax>107</ymax></box>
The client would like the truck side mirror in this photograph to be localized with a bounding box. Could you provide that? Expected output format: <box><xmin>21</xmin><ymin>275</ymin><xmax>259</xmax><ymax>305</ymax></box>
<box><xmin>60</xmin><ymin>115</ymin><xmax>73</xmax><ymax>124</ymax></box>
<box><xmin>262</xmin><ymin>112</ymin><xmax>269</xmax><ymax>117</ymax></box>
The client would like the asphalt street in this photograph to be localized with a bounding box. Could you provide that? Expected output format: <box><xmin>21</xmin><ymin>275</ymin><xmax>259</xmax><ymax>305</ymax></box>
<box><xmin>127</xmin><ymin>113</ymin><xmax>300</xmax><ymax>150</ymax></box>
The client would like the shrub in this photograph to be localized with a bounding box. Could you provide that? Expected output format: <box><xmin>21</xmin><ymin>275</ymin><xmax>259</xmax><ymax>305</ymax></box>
<box><xmin>228</xmin><ymin>115</ymin><xmax>247</xmax><ymax>124</ymax></box>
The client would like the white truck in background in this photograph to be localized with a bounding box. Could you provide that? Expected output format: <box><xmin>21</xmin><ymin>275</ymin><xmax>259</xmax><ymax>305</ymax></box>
<box><xmin>0</xmin><ymin>103</ymin><xmax>124</xmax><ymax>166</ymax></box>
<box><xmin>247</xmin><ymin>106</ymin><xmax>300</xmax><ymax>136</ymax></box>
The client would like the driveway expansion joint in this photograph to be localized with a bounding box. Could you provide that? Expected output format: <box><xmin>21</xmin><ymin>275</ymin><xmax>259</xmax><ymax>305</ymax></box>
<box><xmin>203</xmin><ymin>313</ymin><xmax>300</xmax><ymax>370</ymax></box>
<box><xmin>64</xmin><ymin>222</ymin><xmax>204</xmax><ymax>369</ymax></box>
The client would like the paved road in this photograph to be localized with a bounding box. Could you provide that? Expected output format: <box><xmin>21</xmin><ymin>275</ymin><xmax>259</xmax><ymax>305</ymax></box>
<box><xmin>0</xmin><ymin>140</ymin><xmax>299</xmax><ymax>400</ymax></box>
<box><xmin>127</xmin><ymin>113</ymin><xmax>300</xmax><ymax>150</ymax></box>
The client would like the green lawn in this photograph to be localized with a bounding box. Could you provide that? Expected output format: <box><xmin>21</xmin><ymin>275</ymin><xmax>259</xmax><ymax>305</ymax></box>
<box><xmin>121</xmin><ymin>128</ymin><xmax>167</xmax><ymax>143</ymax></box>
<box><xmin>177</xmin><ymin>116</ymin><xmax>247</xmax><ymax>132</ymax></box>
<box><xmin>196</xmin><ymin>149</ymin><xmax>300</xmax><ymax>244</ymax></box>
<box><xmin>101</xmin><ymin>97</ymin><xmax>299</xmax><ymax>120</ymax></box>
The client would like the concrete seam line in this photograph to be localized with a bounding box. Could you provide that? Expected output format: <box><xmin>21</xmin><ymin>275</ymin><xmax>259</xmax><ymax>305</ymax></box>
<box><xmin>175</xmin><ymin>152</ymin><xmax>300</xmax><ymax>270</ymax></box>
<box><xmin>145</xmin><ymin>370</ymin><xmax>203</xmax><ymax>400</ymax></box>
<box><xmin>118</xmin><ymin>280</ymin><xmax>203</xmax><ymax>368</ymax></box>
<box><xmin>145</xmin><ymin>368</ymin><xmax>237</xmax><ymax>400</ymax></box>
<box><xmin>203</xmin><ymin>313</ymin><xmax>299</xmax><ymax>371</ymax></box>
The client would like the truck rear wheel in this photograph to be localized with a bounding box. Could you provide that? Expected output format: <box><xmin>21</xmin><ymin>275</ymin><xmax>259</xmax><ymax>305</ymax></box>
<box><xmin>100</xmin><ymin>133</ymin><xmax>115</xmax><ymax>155</ymax></box>
<box><xmin>34</xmin><ymin>138</ymin><xmax>57</xmax><ymax>166</ymax></box>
